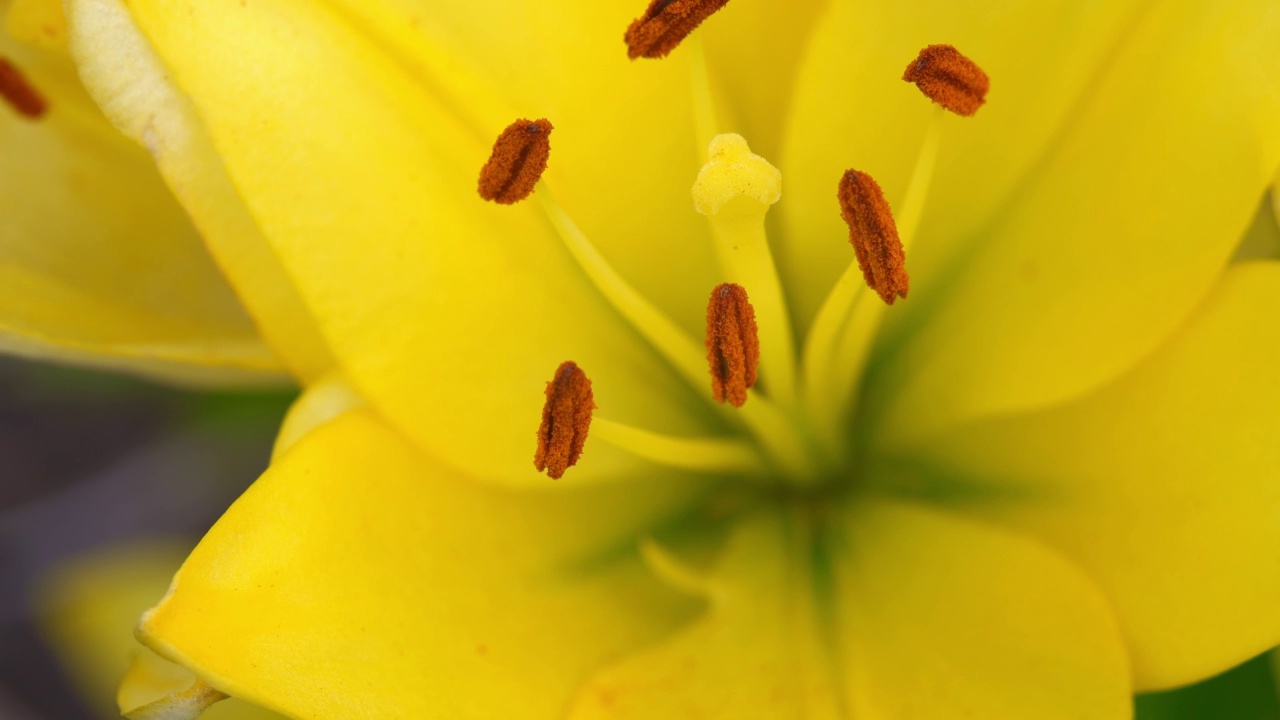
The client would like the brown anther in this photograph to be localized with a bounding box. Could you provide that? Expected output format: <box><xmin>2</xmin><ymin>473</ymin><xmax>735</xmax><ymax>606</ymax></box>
<box><xmin>624</xmin><ymin>0</ymin><xmax>730</xmax><ymax>60</ymax></box>
<box><xmin>902</xmin><ymin>44</ymin><xmax>989</xmax><ymax>117</ymax></box>
<box><xmin>838</xmin><ymin>170</ymin><xmax>909</xmax><ymax>304</ymax></box>
<box><xmin>705</xmin><ymin>283</ymin><xmax>759</xmax><ymax>408</ymax></box>
<box><xmin>478</xmin><ymin>118</ymin><xmax>553</xmax><ymax>204</ymax></box>
<box><xmin>534</xmin><ymin>361</ymin><xmax>595</xmax><ymax>480</ymax></box>
<box><xmin>0</xmin><ymin>58</ymin><xmax>47</xmax><ymax>119</ymax></box>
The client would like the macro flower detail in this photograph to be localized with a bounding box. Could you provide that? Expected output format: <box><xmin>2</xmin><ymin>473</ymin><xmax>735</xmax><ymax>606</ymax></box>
<box><xmin>902</xmin><ymin>44</ymin><xmax>989</xmax><ymax>117</ymax></box>
<box><xmin>838</xmin><ymin>169</ymin><xmax>909</xmax><ymax>304</ymax></box>
<box><xmin>703</xmin><ymin>282</ymin><xmax>759</xmax><ymax>407</ymax></box>
<box><xmin>478</xmin><ymin>117</ymin><xmax>554</xmax><ymax>204</ymax></box>
<box><xmin>624</xmin><ymin>0</ymin><xmax>730</xmax><ymax>60</ymax></box>
<box><xmin>534</xmin><ymin>361</ymin><xmax>596</xmax><ymax>479</ymax></box>
<box><xmin>20</xmin><ymin>0</ymin><xmax>1278</xmax><ymax>718</ymax></box>
<box><xmin>0</xmin><ymin>56</ymin><xmax>47</xmax><ymax>117</ymax></box>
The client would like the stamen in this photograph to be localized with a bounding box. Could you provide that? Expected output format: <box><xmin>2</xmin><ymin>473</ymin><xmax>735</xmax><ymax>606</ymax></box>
<box><xmin>903</xmin><ymin>45</ymin><xmax>989</xmax><ymax>117</ymax></box>
<box><xmin>693</xmin><ymin>134</ymin><xmax>798</xmax><ymax>406</ymax></box>
<box><xmin>838</xmin><ymin>170</ymin><xmax>908</xmax><ymax>304</ymax></box>
<box><xmin>593</xmin><ymin>417</ymin><xmax>760</xmax><ymax>473</ymax></box>
<box><xmin>534</xmin><ymin>361</ymin><xmax>595</xmax><ymax>479</ymax></box>
<box><xmin>478</xmin><ymin>118</ymin><xmax>553</xmax><ymax>204</ymax></box>
<box><xmin>537</xmin><ymin>187</ymin><xmax>814</xmax><ymax>481</ymax></box>
<box><xmin>705</xmin><ymin>283</ymin><xmax>759</xmax><ymax>407</ymax></box>
<box><xmin>802</xmin><ymin>117</ymin><xmax>943</xmax><ymax>449</ymax></box>
<box><xmin>625</xmin><ymin>0</ymin><xmax>730</xmax><ymax>60</ymax></box>
<box><xmin>0</xmin><ymin>58</ymin><xmax>47</xmax><ymax>118</ymax></box>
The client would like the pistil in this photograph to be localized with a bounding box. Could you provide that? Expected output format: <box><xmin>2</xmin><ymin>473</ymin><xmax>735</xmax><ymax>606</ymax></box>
<box><xmin>693</xmin><ymin>134</ymin><xmax>799</xmax><ymax>408</ymax></box>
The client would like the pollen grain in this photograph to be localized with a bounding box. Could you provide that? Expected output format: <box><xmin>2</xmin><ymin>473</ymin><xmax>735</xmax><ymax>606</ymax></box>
<box><xmin>535</xmin><ymin>361</ymin><xmax>595</xmax><ymax>480</ymax></box>
<box><xmin>902</xmin><ymin>44</ymin><xmax>989</xmax><ymax>117</ymax></box>
<box><xmin>625</xmin><ymin>0</ymin><xmax>730</xmax><ymax>60</ymax></box>
<box><xmin>705</xmin><ymin>283</ymin><xmax>759</xmax><ymax>407</ymax></box>
<box><xmin>478</xmin><ymin>118</ymin><xmax>553</xmax><ymax>204</ymax></box>
<box><xmin>838</xmin><ymin>170</ymin><xmax>909</xmax><ymax>304</ymax></box>
<box><xmin>0</xmin><ymin>58</ymin><xmax>47</xmax><ymax>119</ymax></box>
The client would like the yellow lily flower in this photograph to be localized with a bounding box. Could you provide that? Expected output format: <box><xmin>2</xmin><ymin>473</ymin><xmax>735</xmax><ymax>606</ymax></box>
<box><xmin>47</xmin><ymin>0</ymin><xmax>1280</xmax><ymax>717</ymax></box>
<box><xmin>0</xmin><ymin>0</ymin><xmax>295</xmax><ymax>385</ymax></box>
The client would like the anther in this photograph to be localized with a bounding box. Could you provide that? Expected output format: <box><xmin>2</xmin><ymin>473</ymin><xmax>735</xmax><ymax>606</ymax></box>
<box><xmin>625</xmin><ymin>0</ymin><xmax>730</xmax><ymax>60</ymax></box>
<box><xmin>0</xmin><ymin>58</ymin><xmax>47</xmax><ymax>119</ymax></box>
<box><xmin>838</xmin><ymin>170</ymin><xmax>908</xmax><ymax>304</ymax></box>
<box><xmin>902</xmin><ymin>45</ymin><xmax>989</xmax><ymax>117</ymax></box>
<box><xmin>705</xmin><ymin>283</ymin><xmax>759</xmax><ymax>407</ymax></box>
<box><xmin>478</xmin><ymin>118</ymin><xmax>553</xmax><ymax>204</ymax></box>
<box><xmin>534</xmin><ymin>361</ymin><xmax>595</xmax><ymax>479</ymax></box>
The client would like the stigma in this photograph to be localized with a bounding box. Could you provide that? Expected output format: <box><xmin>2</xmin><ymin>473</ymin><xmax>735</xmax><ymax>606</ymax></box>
<box><xmin>534</xmin><ymin>361</ymin><xmax>595</xmax><ymax>479</ymax></box>
<box><xmin>478</xmin><ymin>118</ymin><xmax>553</xmax><ymax>204</ymax></box>
<box><xmin>902</xmin><ymin>44</ymin><xmax>989</xmax><ymax>117</ymax></box>
<box><xmin>838</xmin><ymin>170</ymin><xmax>909</xmax><ymax>304</ymax></box>
<box><xmin>625</xmin><ymin>0</ymin><xmax>731</xmax><ymax>60</ymax></box>
<box><xmin>705</xmin><ymin>283</ymin><xmax>759</xmax><ymax>407</ymax></box>
<box><xmin>0</xmin><ymin>58</ymin><xmax>47</xmax><ymax>119</ymax></box>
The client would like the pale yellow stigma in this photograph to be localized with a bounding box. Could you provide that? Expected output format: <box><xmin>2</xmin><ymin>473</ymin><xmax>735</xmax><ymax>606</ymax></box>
<box><xmin>691</xmin><ymin>134</ymin><xmax>798</xmax><ymax>411</ymax></box>
<box><xmin>692</xmin><ymin>133</ymin><xmax>781</xmax><ymax>215</ymax></box>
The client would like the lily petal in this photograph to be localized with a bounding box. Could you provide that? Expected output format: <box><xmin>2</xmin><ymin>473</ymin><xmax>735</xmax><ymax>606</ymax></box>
<box><xmin>0</xmin><ymin>28</ymin><xmax>283</xmax><ymax>385</ymax></box>
<box><xmin>572</xmin><ymin>500</ymin><xmax>1131</xmax><ymax>719</ymax></box>
<box><xmin>278</xmin><ymin>0</ymin><xmax>721</xmax><ymax>335</ymax></box>
<box><xmin>569</xmin><ymin>509</ymin><xmax>844</xmax><ymax>720</ymax></box>
<box><xmin>870</xmin><ymin>0</ymin><xmax>1280</xmax><ymax>444</ymax></box>
<box><xmin>780</xmin><ymin>0</ymin><xmax>1147</xmax><ymax>328</ymax></box>
<box><xmin>832</xmin><ymin>499</ymin><xmax>1131</xmax><ymax>719</ymax></box>
<box><xmin>701</xmin><ymin>0</ymin><xmax>828</xmax><ymax>162</ymax></box>
<box><xmin>137</xmin><ymin>408</ymin><xmax>707</xmax><ymax>719</ymax></box>
<box><xmin>85</xmin><ymin>0</ymin><xmax>718</xmax><ymax>484</ymax></box>
<box><xmin>898</xmin><ymin>262</ymin><xmax>1280</xmax><ymax>690</ymax></box>
<box><xmin>66</xmin><ymin>0</ymin><xmax>334</xmax><ymax>382</ymax></box>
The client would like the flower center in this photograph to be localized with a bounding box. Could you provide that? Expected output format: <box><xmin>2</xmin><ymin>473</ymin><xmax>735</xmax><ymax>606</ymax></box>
<box><xmin>473</xmin><ymin>17</ymin><xmax>988</xmax><ymax>490</ymax></box>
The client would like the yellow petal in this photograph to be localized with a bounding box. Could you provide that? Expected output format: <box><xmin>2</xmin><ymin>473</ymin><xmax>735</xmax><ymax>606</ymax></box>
<box><xmin>34</xmin><ymin>542</ymin><xmax>283</xmax><ymax>720</ymax></box>
<box><xmin>573</xmin><ymin>500</ymin><xmax>1130</xmax><ymax>719</ymax></box>
<box><xmin>870</xmin><ymin>0</ymin><xmax>1280</xmax><ymax>443</ymax></box>
<box><xmin>834</xmin><ymin>499</ymin><xmax>1131</xmax><ymax>719</ymax></box>
<box><xmin>66</xmin><ymin>0</ymin><xmax>334</xmax><ymax>382</ymax></box>
<box><xmin>0</xmin><ymin>29</ymin><xmax>284</xmax><ymax>385</ymax></box>
<box><xmin>780</xmin><ymin>0</ymin><xmax>1147</xmax><ymax>328</ymax></box>
<box><xmin>569</xmin><ymin>509</ymin><xmax>844</xmax><ymax>720</ymax></box>
<box><xmin>88</xmin><ymin>0</ymin><xmax>719</xmax><ymax>484</ymax></box>
<box><xmin>700</xmin><ymin>0</ymin><xmax>827</xmax><ymax>163</ymax></box>
<box><xmin>137</xmin><ymin>408</ymin><xmax>707</xmax><ymax>719</ymax></box>
<box><xmin>315</xmin><ymin>0</ymin><xmax>721</xmax><ymax>336</ymax></box>
<box><xmin>901</xmin><ymin>262</ymin><xmax>1280</xmax><ymax>690</ymax></box>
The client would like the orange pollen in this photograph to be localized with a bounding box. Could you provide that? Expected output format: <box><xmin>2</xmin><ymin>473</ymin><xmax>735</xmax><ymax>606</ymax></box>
<box><xmin>838</xmin><ymin>170</ymin><xmax>909</xmax><ymax>305</ymax></box>
<box><xmin>902</xmin><ymin>44</ymin><xmax>989</xmax><ymax>117</ymax></box>
<box><xmin>0</xmin><ymin>58</ymin><xmax>47</xmax><ymax>119</ymax></box>
<box><xmin>704</xmin><ymin>283</ymin><xmax>759</xmax><ymax>408</ymax></box>
<box><xmin>478</xmin><ymin>118</ymin><xmax>554</xmax><ymax>204</ymax></box>
<box><xmin>624</xmin><ymin>0</ymin><xmax>730</xmax><ymax>60</ymax></box>
<box><xmin>534</xmin><ymin>361</ymin><xmax>595</xmax><ymax>480</ymax></box>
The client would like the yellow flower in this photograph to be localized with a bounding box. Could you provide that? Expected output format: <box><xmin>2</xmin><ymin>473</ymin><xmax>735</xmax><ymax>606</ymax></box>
<box><xmin>22</xmin><ymin>0</ymin><xmax>1280</xmax><ymax>717</ymax></box>
<box><xmin>0</xmin><ymin>0</ymin><xmax>288</xmax><ymax>385</ymax></box>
